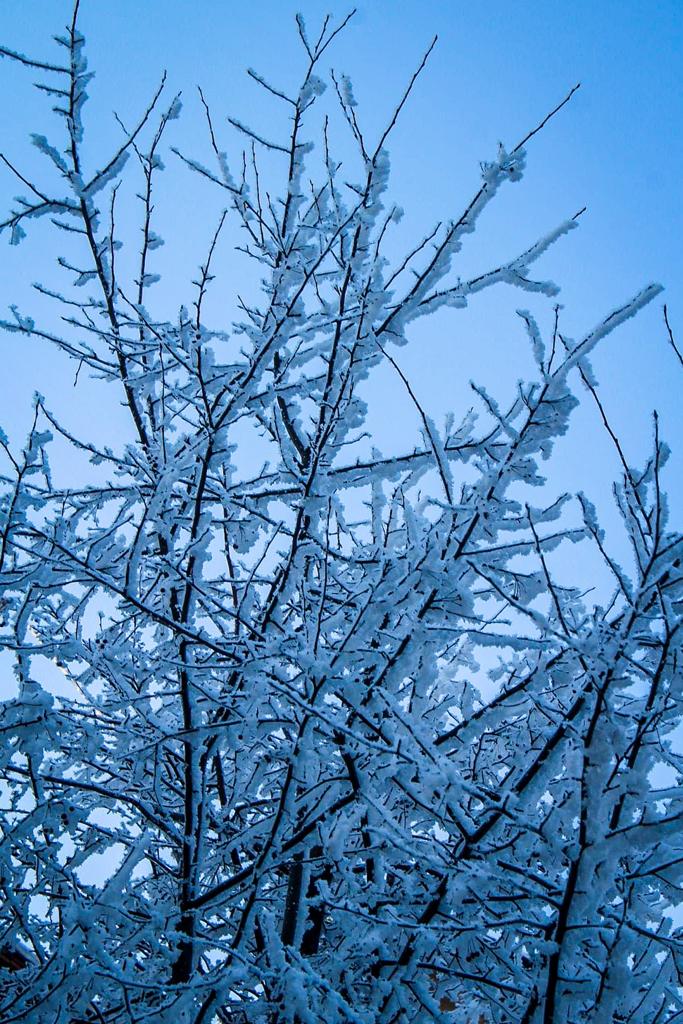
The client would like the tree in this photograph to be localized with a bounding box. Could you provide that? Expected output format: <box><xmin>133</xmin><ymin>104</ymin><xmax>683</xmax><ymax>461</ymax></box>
<box><xmin>0</xmin><ymin>4</ymin><xmax>681</xmax><ymax>1023</ymax></box>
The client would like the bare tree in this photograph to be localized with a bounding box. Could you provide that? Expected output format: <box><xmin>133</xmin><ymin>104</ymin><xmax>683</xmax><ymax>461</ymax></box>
<box><xmin>0</xmin><ymin>5</ymin><xmax>681</xmax><ymax>1023</ymax></box>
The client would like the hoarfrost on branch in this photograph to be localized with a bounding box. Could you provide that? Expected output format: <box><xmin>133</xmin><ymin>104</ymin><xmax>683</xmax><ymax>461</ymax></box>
<box><xmin>0</xmin><ymin>5</ymin><xmax>681</xmax><ymax>1023</ymax></box>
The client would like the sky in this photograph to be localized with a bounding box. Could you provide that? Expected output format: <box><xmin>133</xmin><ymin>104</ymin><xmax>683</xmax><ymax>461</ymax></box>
<box><xmin>0</xmin><ymin>0</ymin><xmax>682</xmax><ymax>575</ymax></box>
<box><xmin>0</xmin><ymin>0</ymin><xmax>682</xmax><ymax>907</ymax></box>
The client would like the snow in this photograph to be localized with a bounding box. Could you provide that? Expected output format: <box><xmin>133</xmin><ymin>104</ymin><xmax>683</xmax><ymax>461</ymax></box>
<box><xmin>0</xmin><ymin>7</ymin><xmax>680</xmax><ymax>1024</ymax></box>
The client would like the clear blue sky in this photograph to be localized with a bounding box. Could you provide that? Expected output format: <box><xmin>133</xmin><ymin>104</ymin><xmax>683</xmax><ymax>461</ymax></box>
<box><xmin>1</xmin><ymin>0</ymin><xmax>682</xmax><ymax>550</ymax></box>
<box><xmin>2</xmin><ymin>0</ymin><xmax>681</xmax><ymax>918</ymax></box>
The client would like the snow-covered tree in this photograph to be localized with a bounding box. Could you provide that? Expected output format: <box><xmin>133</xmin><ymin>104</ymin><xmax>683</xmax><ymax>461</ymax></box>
<box><xmin>1</xmin><ymin>5</ymin><xmax>681</xmax><ymax>1023</ymax></box>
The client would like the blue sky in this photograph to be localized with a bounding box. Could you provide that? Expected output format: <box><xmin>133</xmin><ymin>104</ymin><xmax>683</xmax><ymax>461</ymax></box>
<box><xmin>1</xmin><ymin>0</ymin><xmax>682</xmax><ymax>926</ymax></box>
<box><xmin>1</xmin><ymin>0</ymin><xmax>682</xmax><ymax>554</ymax></box>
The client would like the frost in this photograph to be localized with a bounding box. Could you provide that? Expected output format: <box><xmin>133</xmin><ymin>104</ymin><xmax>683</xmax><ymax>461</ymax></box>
<box><xmin>0</xmin><ymin>10</ymin><xmax>679</xmax><ymax>1024</ymax></box>
<box><xmin>339</xmin><ymin>73</ymin><xmax>357</xmax><ymax>108</ymax></box>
